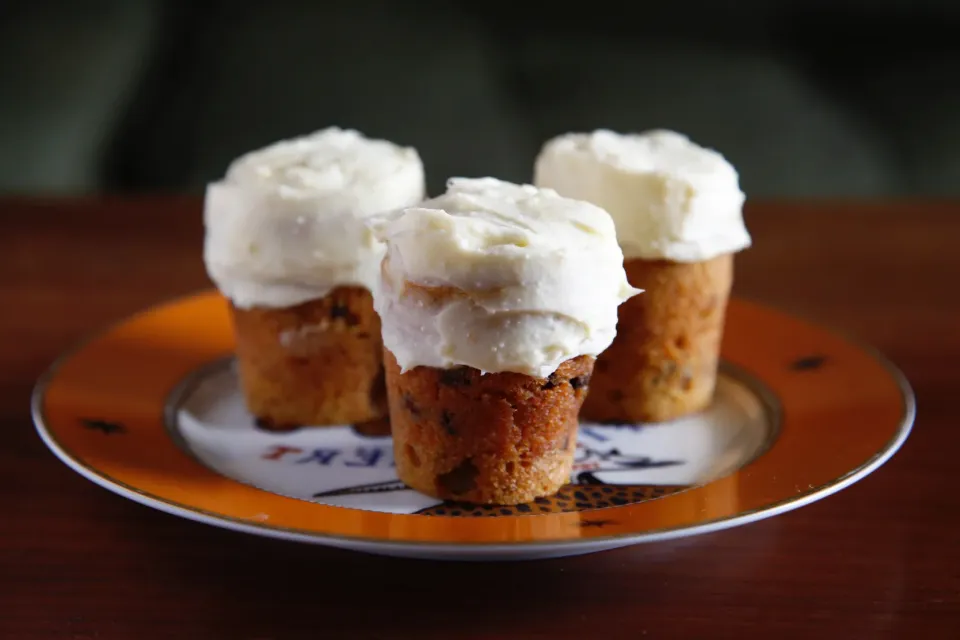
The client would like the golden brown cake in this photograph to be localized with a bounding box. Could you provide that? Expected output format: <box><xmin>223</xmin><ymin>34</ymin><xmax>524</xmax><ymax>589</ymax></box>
<box><xmin>582</xmin><ymin>254</ymin><xmax>733</xmax><ymax>423</ymax></box>
<box><xmin>202</xmin><ymin>128</ymin><xmax>425</xmax><ymax>428</ymax></box>
<box><xmin>534</xmin><ymin>129</ymin><xmax>751</xmax><ymax>423</ymax></box>
<box><xmin>231</xmin><ymin>286</ymin><xmax>386</xmax><ymax>429</ymax></box>
<box><xmin>368</xmin><ymin>178</ymin><xmax>638</xmax><ymax>504</ymax></box>
<box><xmin>385</xmin><ymin>350</ymin><xmax>593</xmax><ymax>504</ymax></box>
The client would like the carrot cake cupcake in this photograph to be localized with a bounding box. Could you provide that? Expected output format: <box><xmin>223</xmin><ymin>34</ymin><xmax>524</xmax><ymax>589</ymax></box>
<box><xmin>369</xmin><ymin>177</ymin><xmax>639</xmax><ymax>504</ymax></box>
<box><xmin>535</xmin><ymin>129</ymin><xmax>751</xmax><ymax>423</ymax></box>
<box><xmin>203</xmin><ymin>127</ymin><xmax>425</xmax><ymax>429</ymax></box>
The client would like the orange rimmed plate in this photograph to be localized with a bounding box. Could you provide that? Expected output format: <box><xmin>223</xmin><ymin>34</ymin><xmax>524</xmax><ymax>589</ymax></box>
<box><xmin>32</xmin><ymin>292</ymin><xmax>914</xmax><ymax>561</ymax></box>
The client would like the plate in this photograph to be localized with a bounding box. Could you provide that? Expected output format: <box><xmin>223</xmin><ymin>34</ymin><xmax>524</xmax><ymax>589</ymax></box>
<box><xmin>33</xmin><ymin>292</ymin><xmax>914</xmax><ymax>561</ymax></box>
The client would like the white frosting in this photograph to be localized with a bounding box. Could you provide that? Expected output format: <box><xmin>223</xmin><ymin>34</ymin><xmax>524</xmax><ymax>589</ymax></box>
<box><xmin>203</xmin><ymin>127</ymin><xmax>425</xmax><ymax>308</ymax></box>
<box><xmin>534</xmin><ymin>129</ymin><xmax>751</xmax><ymax>262</ymax></box>
<box><xmin>369</xmin><ymin>177</ymin><xmax>640</xmax><ymax>377</ymax></box>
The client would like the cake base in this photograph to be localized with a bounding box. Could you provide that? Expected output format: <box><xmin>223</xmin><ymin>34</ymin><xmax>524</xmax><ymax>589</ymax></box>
<box><xmin>230</xmin><ymin>287</ymin><xmax>386</xmax><ymax>429</ymax></box>
<box><xmin>385</xmin><ymin>350</ymin><xmax>594</xmax><ymax>505</ymax></box>
<box><xmin>581</xmin><ymin>254</ymin><xmax>734</xmax><ymax>424</ymax></box>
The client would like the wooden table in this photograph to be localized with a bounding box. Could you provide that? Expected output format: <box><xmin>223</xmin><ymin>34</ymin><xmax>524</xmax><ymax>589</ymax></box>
<box><xmin>2</xmin><ymin>198</ymin><xmax>958</xmax><ymax>639</ymax></box>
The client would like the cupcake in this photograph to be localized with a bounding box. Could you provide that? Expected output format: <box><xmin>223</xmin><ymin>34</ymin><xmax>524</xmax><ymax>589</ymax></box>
<box><xmin>534</xmin><ymin>129</ymin><xmax>751</xmax><ymax>423</ymax></box>
<box><xmin>369</xmin><ymin>177</ymin><xmax>639</xmax><ymax>504</ymax></box>
<box><xmin>203</xmin><ymin>127</ymin><xmax>425</xmax><ymax>429</ymax></box>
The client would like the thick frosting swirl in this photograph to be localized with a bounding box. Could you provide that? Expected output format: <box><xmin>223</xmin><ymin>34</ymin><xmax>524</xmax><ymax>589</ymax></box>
<box><xmin>203</xmin><ymin>127</ymin><xmax>425</xmax><ymax>308</ymax></box>
<box><xmin>534</xmin><ymin>129</ymin><xmax>751</xmax><ymax>262</ymax></box>
<box><xmin>369</xmin><ymin>177</ymin><xmax>640</xmax><ymax>377</ymax></box>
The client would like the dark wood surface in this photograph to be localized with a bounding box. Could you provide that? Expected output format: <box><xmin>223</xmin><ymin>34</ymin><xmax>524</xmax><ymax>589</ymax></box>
<box><xmin>2</xmin><ymin>198</ymin><xmax>958</xmax><ymax>639</ymax></box>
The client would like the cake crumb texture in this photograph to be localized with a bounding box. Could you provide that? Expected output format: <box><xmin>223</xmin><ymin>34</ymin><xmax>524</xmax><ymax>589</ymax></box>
<box><xmin>231</xmin><ymin>286</ymin><xmax>386</xmax><ymax>429</ymax></box>
<box><xmin>582</xmin><ymin>253</ymin><xmax>734</xmax><ymax>423</ymax></box>
<box><xmin>386</xmin><ymin>350</ymin><xmax>594</xmax><ymax>505</ymax></box>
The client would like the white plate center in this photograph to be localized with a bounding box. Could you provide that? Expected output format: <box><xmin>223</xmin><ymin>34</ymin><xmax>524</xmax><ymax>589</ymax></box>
<box><xmin>168</xmin><ymin>360</ymin><xmax>777</xmax><ymax>516</ymax></box>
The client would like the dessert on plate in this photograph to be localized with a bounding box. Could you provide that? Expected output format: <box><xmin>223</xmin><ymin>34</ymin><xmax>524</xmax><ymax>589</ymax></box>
<box><xmin>203</xmin><ymin>127</ymin><xmax>425</xmax><ymax>429</ymax></box>
<box><xmin>369</xmin><ymin>177</ymin><xmax>639</xmax><ymax>504</ymax></box>
<box><xmin>534</xmin><ymin>129</ymin><xmax>751</xmax><ymax>423</ymax></box>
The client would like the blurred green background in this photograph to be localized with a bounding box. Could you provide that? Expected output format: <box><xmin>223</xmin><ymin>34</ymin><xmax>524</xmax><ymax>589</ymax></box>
<box><xmin>3</xmin><ymin>0</ymin><xmax>960</xmax><ymax>197</ymax></box>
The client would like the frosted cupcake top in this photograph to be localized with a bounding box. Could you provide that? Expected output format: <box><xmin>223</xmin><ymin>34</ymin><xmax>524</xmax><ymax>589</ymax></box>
<box><xmin>369</xmin><ymin>177</ymin><xmax>640</xmax><ymax>377</ymax></box>
<box><xmin>203</xmin><ymin>127</ymin><xmax>425</xmax><ymax>309</ymax></box>
<box><xmin>534</xmin><ymin>129</ymin><xmax>751</xmax><ymax>262</ymax></box>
